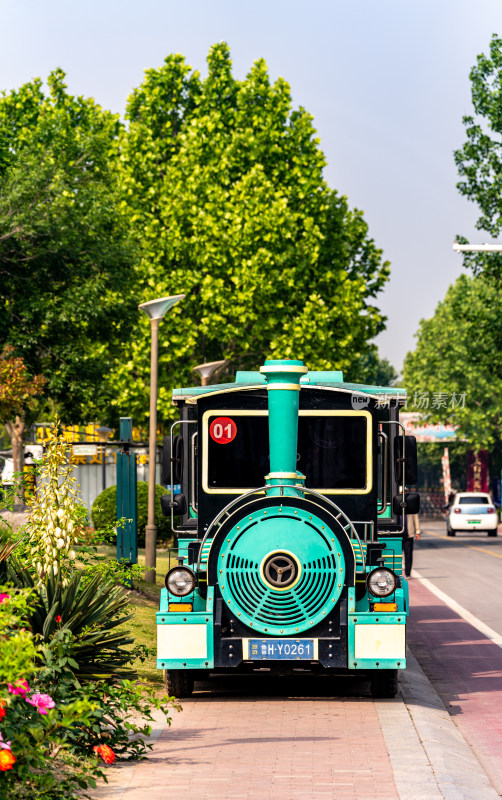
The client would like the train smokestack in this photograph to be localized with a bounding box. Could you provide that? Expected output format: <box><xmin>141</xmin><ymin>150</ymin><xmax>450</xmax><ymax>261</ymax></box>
<box><xmin>260</xmin><ymin>359</ymin><xmax>308</xmax><ymax>495</ymax></box>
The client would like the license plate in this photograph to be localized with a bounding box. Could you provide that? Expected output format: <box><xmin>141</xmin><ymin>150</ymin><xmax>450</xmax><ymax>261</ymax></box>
<box><xmin>248</xmin><ymin>639</ymin><xmax>315</xmax><ymax>660</ymax></box>
<box><xmin>468</xmin><ymin>520</ymin><xmax>481</xmax><ymax>524</ymax></box>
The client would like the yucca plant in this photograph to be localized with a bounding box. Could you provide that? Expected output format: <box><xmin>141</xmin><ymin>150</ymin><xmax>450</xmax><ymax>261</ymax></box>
<box><xmin>9</xmin><ymin>558</ymin><xmax>135</xmax><ymax>678</ymax></box>
<box><xmin>0</xmin><ymin>539</ymin><xmax>20</xmax><ymax>582</ymax></box>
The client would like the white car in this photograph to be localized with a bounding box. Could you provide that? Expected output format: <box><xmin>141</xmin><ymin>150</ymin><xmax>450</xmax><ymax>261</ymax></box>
<box><xmin>447</xmin><ymin>492</ymin><xmax>498</xmax><ymax>537</ymax></box>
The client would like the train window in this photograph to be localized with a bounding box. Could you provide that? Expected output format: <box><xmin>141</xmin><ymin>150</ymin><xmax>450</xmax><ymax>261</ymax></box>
<box><xmin>202</xmin><ymin>410</ymin><xmax>371</xmax><ymax>494</ymax></box>
<box><xmin>298</xmin><ymin>416</ymin><xmax>368</xmax><ymax>490</ymax></box>
<box><xmin>206</xmin><ymin>415</ymin><xmax>270</xmax><ymax>489</ymax></box>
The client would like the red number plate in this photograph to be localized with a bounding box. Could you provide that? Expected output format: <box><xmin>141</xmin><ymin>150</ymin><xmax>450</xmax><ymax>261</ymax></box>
<box><xmin>209</xmin><ymin>416</ymin><xmax>237</xmax><ymax>444</ymax></box>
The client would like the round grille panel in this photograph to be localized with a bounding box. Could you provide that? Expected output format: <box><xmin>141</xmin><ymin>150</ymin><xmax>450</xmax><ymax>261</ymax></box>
<box><xmin>217</xmin><ymin>507</ymin><xmax>347</xmax><ymax>635</ymax></box>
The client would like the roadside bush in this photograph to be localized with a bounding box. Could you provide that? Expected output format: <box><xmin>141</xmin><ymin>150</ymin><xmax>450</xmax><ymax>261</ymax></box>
<box><xmin>0</xmin><ymin>589</ymin><xmax>104</xmax><ymax>800</ymax></box>
<box><xmin>0</xmin><ymin>421</ymin><xmax>180</xmax><ymax>798</ymax></box>
<box><xmin>8</xmin><ymin>561</ymin><xmax>136</xmax><ymax>678</ymax></box>
<box><xmin>91</xmin><ymin>481</ymin><xmax>172</xmax><ymax>545</ymax></box>
<box><xmin>37</xmin><ymin>629</ymin><xmax>178</xmax><ymax>761</ymax></box>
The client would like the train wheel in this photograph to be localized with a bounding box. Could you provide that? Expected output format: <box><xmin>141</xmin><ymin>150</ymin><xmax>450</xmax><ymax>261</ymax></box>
<box><xmin>164</xmin><ymin>670</ymin><xmax>194</xmax><ymax>698</ymax></box>
<box><xmin>369</xmin><ymin>669</ymin><xmax>398</xmax><ymax>698</ymax></box>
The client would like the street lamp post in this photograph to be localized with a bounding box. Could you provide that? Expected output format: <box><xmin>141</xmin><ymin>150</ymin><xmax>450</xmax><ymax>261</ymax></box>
<box><xmin>139</xmin><ymin>294</ymin><xmax>185</xmax><ymax>584</ymax></box>
<box><xmin>97</xmin><ymin>426</ymin><xmax>112</xmax><ymax>493</ymax></box>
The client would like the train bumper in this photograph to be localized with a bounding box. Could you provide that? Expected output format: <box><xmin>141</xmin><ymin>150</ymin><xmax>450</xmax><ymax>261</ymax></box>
<box><xmin>156</xmin><ymin>593</ymin><xmax>406</xmax><ymax>672</ymax></box>
<box><xmin>348</xmin><ymin>613</ymin><xmax>406</xmax><ymax>670</ymax></box>
<box><xmin>156</xmin><ymin>589</ymin><xmax>215</xmax><ymax>670</ymax></box>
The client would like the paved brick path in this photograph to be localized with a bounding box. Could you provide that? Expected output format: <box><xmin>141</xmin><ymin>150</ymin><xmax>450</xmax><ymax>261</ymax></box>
<box><xmin>90</xmin><ymin>577</ymin><xmax>502</xmax><ymax>800</ymax></box>
<box><xmin>408</xmin><ymin>578</ymin><xmax>502</xmax><ymax>795</ymax></box>
<box><xmin>95</xmin><ymin>677</ymin><xmax>400</xmax><ymax>800</ymax></box>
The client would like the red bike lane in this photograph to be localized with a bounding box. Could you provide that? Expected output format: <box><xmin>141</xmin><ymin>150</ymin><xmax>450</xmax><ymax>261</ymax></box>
<box><xmin>408</xmin><ymin>578</ymin><xmax>502</xmax><ymax>794</ymax></box>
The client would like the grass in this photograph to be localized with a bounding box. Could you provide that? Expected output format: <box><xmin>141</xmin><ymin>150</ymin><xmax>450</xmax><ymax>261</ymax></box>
<box><xmin>95</xmin><ymin>545</ymin><xmax>178</xmax><ymax>689</ymax></box>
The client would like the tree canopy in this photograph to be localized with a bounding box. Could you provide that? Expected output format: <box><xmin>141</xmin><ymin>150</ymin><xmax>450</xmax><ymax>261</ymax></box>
<box><xmin>1</xmin><ymin>45</ymin><xmax>392</xmax><ymax>428</ymax></box>
<box><xmin>403</xmin><ymin>273</ymin><xmax>502</xmax><ymax>449</ymax></box>
<box><xmin>455</xmin><ymin>34</ymin><xmax>502</xmax><ymax>278</ymax></box>
<box><xmin>0</xmin><ymin>70</ymin><xmax>137</xmax><ymax>423</ymax></box>
<box><xmin>405</xmin><ymin>35</ymin><xmax>502</xmax><ymax>454</ymax></box>
<box><xmin>111</xmin><ymin>43</ymin><xmax>390</xmax><ymax>423</ymax></box>
<box><xmin>0</xmin><ymin>345</ymin><xmax>46</xmax><ymax>480</ymax></box>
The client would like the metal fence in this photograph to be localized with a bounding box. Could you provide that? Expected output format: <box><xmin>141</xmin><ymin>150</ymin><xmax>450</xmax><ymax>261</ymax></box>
<box><xmin>418</xmin><ymin>490</ymin><xmax>446</xmax><ymax>520</ymax></box>
<box><xmin>71</xmin><ymin>448</ymin><xmax>161</xmax><ymax>522</ymax></box>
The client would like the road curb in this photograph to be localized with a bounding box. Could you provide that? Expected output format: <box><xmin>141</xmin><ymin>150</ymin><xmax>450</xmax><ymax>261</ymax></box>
<box><xmin>378</xmin><ymin>646</ymin><xmax>499</xmax><ymax>800</ymax></box>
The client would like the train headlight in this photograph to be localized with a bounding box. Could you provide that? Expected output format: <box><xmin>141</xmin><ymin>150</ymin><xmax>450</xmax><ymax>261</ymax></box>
<box><xmin>165</xmin><ymin>567</ymin><xmax>195</xmax><ymax>596</ymax></box>
<box><xmin>367</xmin><ymin>568</ymin><xmax>397</xmax><ymax>598</ymax></box>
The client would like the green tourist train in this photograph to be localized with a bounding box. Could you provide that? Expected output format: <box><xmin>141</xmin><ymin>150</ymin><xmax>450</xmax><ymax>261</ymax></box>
<box><xmin>157</xmin><ymin>359</ymin><xmax>419</xmax><ymax>698</ymax></box>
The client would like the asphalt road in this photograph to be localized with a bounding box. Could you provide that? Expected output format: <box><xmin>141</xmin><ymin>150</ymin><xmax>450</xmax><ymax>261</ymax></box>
<box><xmin>413</xmin><ymin>518</ymin><xmax>502</xmax><ymax>634</ymax></box>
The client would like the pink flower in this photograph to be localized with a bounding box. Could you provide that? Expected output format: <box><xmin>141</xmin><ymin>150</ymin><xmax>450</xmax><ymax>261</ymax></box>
<box><xmin>25</xmin><ymin>693</ymin><xmax>55</xmax><ymax>715</ymax></box>
<box><xmin>0</xmin><ymin>732</ymin><xmax>11</xmax><ymax>750</ymax></box>
<box><xmin>7</xmin><ymin>681</ymin><xmax>30</xmax><ymax>698</ymax></box>
<box><xmin>0</xmin><ymin>594</ymin><xmax>10</xmax><ymax>605</ymax></box>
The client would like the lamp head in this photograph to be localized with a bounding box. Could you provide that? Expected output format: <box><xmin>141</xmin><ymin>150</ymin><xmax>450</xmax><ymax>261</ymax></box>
<box><xmin>138</xmin><ymin>294</ymin><xmax>185</xmax><ymax>320</ymax></box>
<box><xmin>193</xmin><ymin>360</ymin><xmax>228</xmax><ymax>386</ymax></box>
<box><xmin>97</xmin><ymin>426</ymin><xmax>113</xmax><ymax>443</ymax></box>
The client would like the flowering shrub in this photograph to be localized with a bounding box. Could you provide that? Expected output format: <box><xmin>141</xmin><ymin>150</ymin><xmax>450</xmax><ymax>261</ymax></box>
<box><xmin>93</xmin><ymin>743</ymin><xmax>116</xmax><ymax>764</ymax></box>
<box><xmin>0</xmin><ymin>748</ymin><xmax>15</xmax><ymax>770</ymax></box>
<box><xmin>37</xmin><ymin>630</ymin><xmax>178</xmax><ymax>760</ymax></box>
<box><xmin>0</xmin><ymin>590</ymin><xmax>37</xmax><ymax>688</ymax></box>
<box><xmin>0</xmin><ymin>421</ymin><xmax>180</xmax><ymax>797</ymax></box>
<box><xmin>0</xmin><ymin>586</ymin><xmax>105</xmax><ymax>799</ymax></box>
<box><xmin>22</xmin><ymin>421</ymin><xmax>85</xmax><ymax>585</ymax></box>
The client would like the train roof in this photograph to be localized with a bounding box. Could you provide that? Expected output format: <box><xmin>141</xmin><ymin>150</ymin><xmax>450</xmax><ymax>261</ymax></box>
<box><xmin>172</xmin><ymin>369</ymin><xmax>406</xmax><ymax>404</ymax></box>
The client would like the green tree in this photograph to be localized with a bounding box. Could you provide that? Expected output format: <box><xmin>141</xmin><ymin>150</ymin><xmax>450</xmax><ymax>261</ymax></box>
<box><xmin>112</xmin><ymin>43</ymin><xmax>390</xmax><ymax>424</ymax></box>
<box><xmin>455</xmin><ymin>34</ymin><xmax>502</xmax><ymax>278</ymax></box>
<box><xmin>347</xmin><ymin>346</ymin><xmax>397</xmax><ymax>386</ymax></box>
<box><xmin>0</xmin><ymin>345</ymin><xmax>45</xmax><ymax>489</ymax></box>
<box><xmin>403</xmin><ymin>273</ymin><xmax>502</xmax><ymax>449</ymax></box>
<box><xmin>0</xmin><ymin>70</ymin><xmax>137</xmax><ymax>423</ymax></box>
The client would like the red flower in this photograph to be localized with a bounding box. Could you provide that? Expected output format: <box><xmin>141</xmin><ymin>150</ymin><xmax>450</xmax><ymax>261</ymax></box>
<box><xmin>55</xmin><ymin>615</ymin><xmax>62</xmax><ymax>623</ymax></box>
<box><xmin>0</xmin><ymin>749</ymin><xmax>15</xmax><ymax>771</ymax></box>
<box><xmin>0</xmin><ymin>700</ymin><xmax>5</xmax><ymax>721</ymax></box>
<box><xmin>93</xmin><ymin>744</ymin><xmax>115</xmax><ymax>764</ymax></box>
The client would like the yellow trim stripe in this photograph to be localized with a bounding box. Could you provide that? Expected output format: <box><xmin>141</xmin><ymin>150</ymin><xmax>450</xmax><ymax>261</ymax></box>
<box><xmin>266</xmin><ymin>472</ymin><xmax>300</xmax><ymax>479</ymax></box>
<box><xmin>259</xmin><ymin>365</ymin><xmax>309</xmax><ymax>374</ymax></box>
<box><xmin>266</xmin><ymin>384</ymin><xmax>301</xmax><ymax>391</ymax></box>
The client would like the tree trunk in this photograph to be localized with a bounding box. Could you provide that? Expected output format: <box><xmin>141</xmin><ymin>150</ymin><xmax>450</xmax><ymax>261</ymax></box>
<box><xmin>5</xmin><ymin>416</ymin><xmax>25</xmax><ymax>510</ymax></box>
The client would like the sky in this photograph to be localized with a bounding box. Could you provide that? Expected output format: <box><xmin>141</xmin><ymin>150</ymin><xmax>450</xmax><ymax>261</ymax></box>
<box><xmin>1</xmin><ymin>0</ymin><xmax>502</xmax><ymax>372</ymax></box>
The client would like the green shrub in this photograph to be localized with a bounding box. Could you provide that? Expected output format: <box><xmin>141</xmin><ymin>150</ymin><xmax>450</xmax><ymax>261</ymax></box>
<box><xmin>91</xmin><ymin>482</ymin><xmax>172</xmax><ymax>546</ymax></box>
<box><xmin>8</xmin><ymin>561</ymin><xmax>136</xmax><ymax>678</ymax></box>
<box><xmin>0</xmin><ymin>424</ymin><xmax>179</xmax><ymax>798</ymax></box>
<box><xmin>0</xmin><ymin>588</ymin><xmax>104</xmax><ymax>799</ymax></box>
<box><xmin>36</xmin><ymin>631</ymin><xmax>179</xmax><ymax>762</ymax></box>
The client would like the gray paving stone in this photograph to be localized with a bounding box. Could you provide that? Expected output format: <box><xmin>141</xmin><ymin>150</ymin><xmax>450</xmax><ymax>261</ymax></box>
<box><xmin>394</xmin><ymin>647</ymin><xmax>500</xmax><ymax>800</ymax></box>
